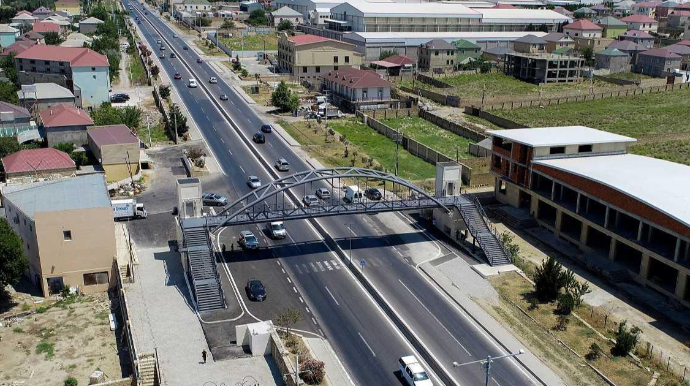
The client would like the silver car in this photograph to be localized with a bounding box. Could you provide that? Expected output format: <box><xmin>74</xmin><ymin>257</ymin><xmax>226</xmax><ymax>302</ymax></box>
<box><xmin>274</xmin><ymin>158</ymin><xmax>290</xmax><ymax>172</ymax></box>
<box><xmin>268</xmin><ymin>221</ymin><xmax>287</xmax><ymax>239</ymax></box>
<box><xmin>303</xmin><ymin>195</ymin><xmax>319</xmax><ymax>207</ymax></box>
<box><xmin>315</xmin><ymin>188</ymin><xmax>331</xmax><ymax>200</ymax></box>
<box><xmin>209</xmin><ymin>76</ymin><xmax>218</xmax><ymax>84</ymax></box>
<box><xmin>239</xmin><ymin>230</ymin><xmax>259</xmax><ymax>249</ymax></box>
<box><xmin>247</xmin><ymin>175</ymin><xmax>261</xmax><ymax>189</ymax></box>
<box><xmin>202</xmin><ymin>193</ymin><xmax>227</xmax><ymax>206</ymax></box>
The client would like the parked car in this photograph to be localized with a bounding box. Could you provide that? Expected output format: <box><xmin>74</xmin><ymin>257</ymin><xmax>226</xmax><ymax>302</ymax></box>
<box><xmin>260</xmin><ymin>124</ymin><xmax>273</xmax><ymax>133</ymax></box>
<box><xmin>365</xmin><ymin>188</ymin><xmax>382</xmax><ymax>201</ymax></box>
<box><xmin>202</xmin><ymin>193</ymin><xmax>227</xmax><ymax>206</ymax></box>
<box><xmin>274</xmin><ymin>158</ymin><xmax>290</xmax><ymax>172</ymax></box>
<box><xmin>247</xmin><ymin>175</ymin><xmax>261</xmax><ymax>189</ymax></box>
<box><xmin>170</xmin><ymin>53</ymin><xmax>176</xmax><ymax>58</ymax></box>
<box><xmin>315</xmin><ymin>188</ymin><xmax>331</xmax><ymax>200</ymax></box>
<box><xmin>196</xmin><ymin>58</ymin><xmax>203</xmax><ymax>63</ymax></box>
<box><xmin>110</xmin><ymin>95</ymin><xmax>127</xmax><ymax>103</ymax></box>
<box><xmin>245</xmin><ymin>279</ymin><xmax>266</xmax><ymax>301</ymax></box>
<box><xmin>303</xmin><ymin>195</ymin><xmax>319</xmax><ymax>207</ymax></box>
<box><xmin>209</xmin><ymin>77</ymin><xmax>217</xmax><ymax>84</ymax></box>
<box><xmin>188</xmin><ymin>79</ymin><xmax>198</xmax><ymax>88</ymax></box>
<box><xmin>174</xmin><ymin>73</ymin><xmax>182</xmax><ymax>80</ymax></box>
<box><xmin>238</xmin><ymin>230</ymin><xmax>259</xmax><ymax>250</ymax></box>
<box><xmin>220</xmin><ymin>94</ymin><xmax>228</xmax><ymax>100</ymax></box>
<box><xmin>253</xmin><ymin>132</ymin><xmax>265</xmax><ymax>143</ymax></box>
<box><xmin>268</xmin><ymin>221</ymin><xmax>287</xmax><ymax>239</ymax></box>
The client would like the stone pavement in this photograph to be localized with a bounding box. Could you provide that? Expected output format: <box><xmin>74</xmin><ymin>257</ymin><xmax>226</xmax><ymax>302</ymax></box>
<box><xmin>303</xmin><ymin>338</ymin><xmax>355</xmax><ymax>386</ymax></box>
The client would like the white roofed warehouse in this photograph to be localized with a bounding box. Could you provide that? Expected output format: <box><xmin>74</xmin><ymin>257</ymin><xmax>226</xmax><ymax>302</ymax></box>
<box><xmin>488</xmin><ymin>126</ymin><xmax>690</xmax><ymax>309</ymax></box>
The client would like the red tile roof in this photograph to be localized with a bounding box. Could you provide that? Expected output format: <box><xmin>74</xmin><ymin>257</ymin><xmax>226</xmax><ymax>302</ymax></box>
<box><xmin>621</xmin><ymin>14</ymin><xmax>658</xmax><ymax>22</ymax></box>
<box><xmin>2</xmin><ymin>148</ymin><xmax>75</xmax><ymax>175</ymax></box>
<box><xmin>635</xmin><ymin>1</ymin><xmax>661</xmax><ymax>7</ymax></box>
<box><xmin>639</xmin><ymin>48</ymin><xmax>681</xmax><ymax>58</ymax></box>
<box><xmin>679</xmin><ymin>2</ymin><xmax>690</xmax><ymax>9</ymax></box>
<box><xmin>622</xmin><ymin>29</ymin><xmax>654</xmax><ymax>38</ymax></box>
<box><xmin>492</xmin><ymin>3</ymin><xmax>516</xmax><ymax>8</ymax></box>
<box><xmin>288</xmin><ymin>34</ymin><xmax>336</xmax><ymax>45</ymax></box>
<box><xmin>676</xmin><ymin>39</ymin><xmax>690</xmax><ymax>46</ymax></box>
<box><xmin>670</xmin><ymin>10</ymin><xmax>690</xmax><ymax>16</ymax></box>
<box><xmin>564</xmin><ymin>19</ymin><xmax>603</xmax><ymax>30</ymax></box>
<box><xmin>32</xmin><ymin>21</ymin><xmax>60</xmax><ymax>34</ymax></box>
<box><xmin>16</xmin><ymin>46</ymin><xmax>109</xmax><ymax>67</ymax></box>
<box><xmin>0</xmin><ymin>39</ymin><xmax>37</xmax><ymax>57</ymax></box>
<box><xmin>39</xmin><ymin>104</ymin><xmax>94</xmax><ymax>128</ymax></box>
<box><xmin>380</xmin><ymin>55</ymin><xmax>415</xmax><ymax>66</ymax></box>
<box><xmin>323</xmin><ymin>67</ymin><xmax>393</xmax><ymax>89</ymax></box>
<box><xmin>664</xmin><ymin>44</ymin><xmax>690</xmax><ymax>55</ymax></box>
<box><xmin>15</xmin><ymin>10</ymin><xmax>32</xmax><ymax>16</ymax></box>
<box><xmin>88</xmin><ymin>125</ymin><xmax>140</xmax><ymax>146</ymax></box>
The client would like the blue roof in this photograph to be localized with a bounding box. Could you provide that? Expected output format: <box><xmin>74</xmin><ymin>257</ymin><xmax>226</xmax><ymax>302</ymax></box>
<box><xmin>3</xmin><ymin>174</ymin><xmax>110</xmax><ymax>219</ymax></box>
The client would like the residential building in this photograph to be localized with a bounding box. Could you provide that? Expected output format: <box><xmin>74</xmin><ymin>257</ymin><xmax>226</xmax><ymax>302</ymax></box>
<box><xmin>591</xmin><ymin>4</ymin><xmax>611</xmax><ymax>17</ymax></box>
<box><xmin>1</xmin><ymin>148</ymin><xmax>75</xmax><ymax>182</ymax></box>
<box><xmin>595</xmin><ymin>47</ymin><xmax>630</xmax><ymax>73</ymax></box>
<box><xmin>503</xmin><ymin>52</ymin><xmax>584</xmax><ymax>83</ymax></box>
<box><xmin>321</xmin><ymin>67</ymin><xmax>394</xmax><ymax>108</ymax></box>
<box><xmin>484</xmin><ymin>45</ymin><xmax>515</xmax><ymax>62</ymax></box>
<box><xmin>370</xmin><ymin>54</ymin><xmax>415</xmax><ymax>75</ymax></box>
<box><xmin>668</xmin><ymin>10</ymin><xmax>690</xmax><ymax>28</ymax></box>
<box><xmin>474</xmin><ymin>9</ymin><xmax>570</xmax><ymax>32</ymax></box>
<box><xmin>55</xmin><ymin>0</ymin><xmax>82</xmax><ymax>16</ymax></box>
<box><xmin>271</xmin><ymin>6</ymin><xmax>304</xmax><ymax>26</ymax></box>
<box><xmin>595</xmin><ymin>16</ymin><xmax>628</xmax><ymax>38</ymax></box>
<box><xmin>15</xmin><ymin>46</ymin><xmax>110</xmax><ymax>109</ymax></box>
<box><xmin>0</xmin><ymin>24</ymin><xmax>20</xmax><ymax>48</ymax></box>
<box><xmin>277</xmin><ymin>33</ymin><xmax>362</xmax><ymax>80</ymax></box>
<box><xmin>608</xmin><ymin>39</ymin><xmax>646</xmax><ymax>61</ymax></box>
<box><xmin>60</xmin><ymin>32</ymin><xmax>93</xmax><ymax>48</ymax></box>
<box><xmin>488</xmin><ymin>126</ymin><xmax>690</xmax><ymax>309</ymax></box>
<box><xmin>453</xmin><ymin>39</ymin><xmax>482</xmax><ymax>64</ymax></box>
<box><xmin>1</xmin><ymin>174</ymin><xmax>116</xmax><ymax>297</ymax></box>
<box><xmin>0</xmin><ymin>40</ymin><xmax>36</xmax><ymax>58</ymax></box>
<box><xmin>32</xmin><ymin>6</ymin><xmax>52</xmax><ymax>20</ymax></box>
<box><xmin>39</xmin><ymin>104</ymin><xmax>94</xmax><ymax>146</ymax></box>
<box><xmin>44</xmin><ymin>17</ymin><xmax>72</xmax><ymax>34</ymax></box>
<box><xmin>634</xmin><ymin>48</ymin><xmax>681</xmax><ymax>76</ymax></box>
<box><xmin>11</xmin><ymin>13</ymin><xmax>37</xmax><ymax>26</ymax></box>
<box><xmin>632</xmin><ymin>1</ymin><xmax>661</xmax><ymax>18</ymax></box>
<box><xmin>175</xmin><ymin>0</ymin><xmax>212</xmax><ymax>13</ymax></box>
<box><xmin>664</xmin><ymin>43</ymin><xmax>690</xmax><ymax>70</ymax></box>
<box><xmin>513</xmin><ymin>34</ymin><xmax>547</xmax><ymax>54</ymax></box>
<box><xmin>553</xmin><ymin>6</ymin><xmax>574</xmax><ymax>18</ymax></box>
<box><xmin>542</xmin><ymin>32</ymin><xmax>575</xmax><ymax>53</ymax></box>
<box><xmin>620</xmin><ymin>30</ymin><xmax>655</xmax><ymax>49</ymax></box>
<box><xmin>621</xmin><ymin>15</ymin><xmax>659</xmax><ymax>32</ymax></box>
<box><xmin>79</xmin><ymin>17</ymin><xmax>104</xmax><ymax>34</ymax></box>
<box><xmin>0</xmin><ymin>102</ymin><xmax>36</xmax><ymax>138</ymax></box>
<box><xmin>573</xmin><ymin>7</ymin><xmax>596</xmax><ymax>19</ymax></box>
<box><xmin>18</xmin><ymin>83</ymin><xmax>78</xmax><ymax>112</ymax></box>
<box><xmin>32</xmin><ymin>21</ymin><xmax>60</xmax><ymax>36</ymax></box>
<box><xmin>575</xmin><ymin>36</ymin><xmax>616</xmax><ymax>53</ymax></box>
<box><xmin>563</xmin><ymin>19</ymin><xmax>603</xmax><ymax>38</ymax></box>
<box><xmin>87</xmin><ymin>125</ymin><xmax>140</xmax><ymax>183</ymax></box>
<box><xmin>418</xmin><ymin>39</ymin><xmax>458</xmax><ymax>72</ymax></box>
<box><xmin>613</xmin><ymin>3</ymin><xmax>634</xmax><ymax>18</ymax></box>
<box><xmin>656</xmin><ymin>1</ymin><xmax>679</xmax><ymax>18</ymax></box>
<box><xmin>239</xmin><ymin>1</ymin><xmax>263</xmax><ymax>13</ymax></box>
<box><xmin>22</xmin><ymin>31</ymin><xmax>45</xmax><ymax>43</ymax></box>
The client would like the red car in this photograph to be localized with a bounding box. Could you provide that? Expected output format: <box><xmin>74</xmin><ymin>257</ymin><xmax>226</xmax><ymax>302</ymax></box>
<box><xmin>174</xmin><ymin>73</ymin><xmax>182</xmax><ymax>80</ymax></box>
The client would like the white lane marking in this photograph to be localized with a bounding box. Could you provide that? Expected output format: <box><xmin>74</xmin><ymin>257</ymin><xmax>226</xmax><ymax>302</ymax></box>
<box><xmin>325</xmin><ymin>286</ymin><xmax>339</xmax><ymax>306</ymax></box>
<box><xmin>287</xmin><ymin>277</ymin><xmax>292</xmax><ymax>284</ymax></box>
<box><xmin>230</xmin><ymin>100</ymin><xmax>234</xmax><ymax>105</ymax></box>
<box><xmin>316</xmin><ymin>261</ymin><xmax>325</xmax><ymax>272</ymax></box>
<box><xmin>294</xmin><ymin>265</ymin><xmax>303</xmax><ymax>275</ymax></box>
<box><xmin>358</xmin><ymin>332</ymin><xmax>377</xmax><ymax>358</ymax></box>
<box><xmin>331</xmin><ymin>260</ymin><xmax>341</xmax><ymax>270</ymax></box>
<box><xmin>247</xmin><ymin>118</ymin><xmax>251</xmax><ymax>124</ymax></box>
<box><xmin>312</xmin><ymin>317</ymin><xmax>317</xmax><ymax>325</ymax></box>
<box><xmin>319</xmin><ymin>328</ymin><xmax>324</xmax><ymax>335</ymax></box>
<box><xmin>399</xmin><ymin>279</ymin><xmax>471</xmax><ymax>357</ymax></box>
<box><xmin>228</xmin><ymin>149</ymin><xmax>233</xmax><ymax>155</ymax></box>
<box><xmin>324</xmin><ymin>260</ymin><xmax>333</xmax><ymax>271</ymax></box>
<box><xmin>210</xmin><ymin>207</ymin><xmax>216</xmax><ymax>216</ymax></box>
<box><xmin>292</xmin><ymin>286</ymin><xmax>297</xmax><ymax>293</ymax></box>
<box><xmin>268</xmin><ymin>142</ymin><xmax>274</xmax><ymax>147</ymax></box>
<box><xmin>299</xmin><ymin>297</ymin><xmax>304</xmax><ymax>304</ymax></box>
<box><xmin>281</xmin><ymin>268</ymin><xmax>286</xmax><ymax>274</ymax></box>
<box><xmin>220</xmin><ymin>138</ymin><xmax>225</xmax><ymax>144</ymax></box>
<box><xmin>239</xmin><ymin>165</ymin><xmax>245</xmax><ymax>173</ymax></box>
<box><xmin>305</xmin><ymin>307</ymin><xmax>311</xmax><ymax>314</ymax></box>
<box><xmin>276</xmin><ymin>261</ymin><xmax>281</xmax><ymax>265</ymax></box>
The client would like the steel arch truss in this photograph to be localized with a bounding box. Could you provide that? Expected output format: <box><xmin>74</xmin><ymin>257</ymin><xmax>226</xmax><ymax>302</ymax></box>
<box><xmin>208</xmin><ymin>167</ymin><xmax>454</xmax><ymax>233</ymax></box>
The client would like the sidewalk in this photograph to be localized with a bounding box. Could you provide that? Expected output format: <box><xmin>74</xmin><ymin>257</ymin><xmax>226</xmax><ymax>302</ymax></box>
<box><xmin>303</xmin><ymin>337</ymin><xmax>355</xmax><ymax>386</ymax></box>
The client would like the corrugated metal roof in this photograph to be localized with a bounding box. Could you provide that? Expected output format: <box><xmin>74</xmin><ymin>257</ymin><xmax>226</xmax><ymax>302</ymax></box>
<box><xmin>333</xmin><ymin>0</ymin><xmax>481</xmax><ymax>17</ymax></box>
<box><xmin>487</xmin><ymin>126</ymin><xmax>636</xmax><ymax>147</ymax></box>
<box><xmin>345</xmin><ymin>31</ymin><xmax>548</xmax><ymax>46</ymax></box>
<box><xmin>3</xmin><ymin>174</ymin><xmax>110</xmax><ymax>219</ymax></box>
<box><xmin>478</xmin><ymin>8</ymin><xmax>571</xmax><ymax>23</ymax></box>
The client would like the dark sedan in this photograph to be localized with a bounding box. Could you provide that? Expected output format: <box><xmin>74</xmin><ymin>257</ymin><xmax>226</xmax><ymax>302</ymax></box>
<box><xmin>365</xmin><ymin>188</ymin><xmax>382</xmax><ymax>200</ymax></box>
<box><xmin>260</xmin><ymin>124</ymin><xmax>273</xmax><ymax>133</ymax></box>
<box><xmin>253</xmin><ymin>132</ymin><xmax>265</xmax><ymax>143</ymax></box>
<box><xmin>246</xmin><ymin>279</ymin><xmax>266</xmax><ymax>301</ymax></box>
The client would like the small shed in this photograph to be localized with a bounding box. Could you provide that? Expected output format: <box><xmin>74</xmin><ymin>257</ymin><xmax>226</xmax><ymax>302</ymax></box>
<box><xmin>87</xmin><ymin>124</ymin><xmax>140</xmax><ymax>182</ymax></box>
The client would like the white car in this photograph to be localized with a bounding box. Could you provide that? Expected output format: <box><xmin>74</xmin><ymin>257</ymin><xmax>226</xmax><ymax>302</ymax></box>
<box><xmin>247</xmin><ymin>175</ymin><xmax>261</xmax><ymax>189</ymax></box>
<box><xmin>303</xmin><ymin>195</ymin><xmax>319</xmax><ymax>207</ymax></box>
<box><xmin>209</xmin><ymin>77</ymin><xmax>218</xmax><ymax>84</ymax></box>
<box><xmin>399</xmin><ymin>356</ymin><xmax>433</xmax><ymax>386</ymax></box>
<box><xmin>188</xmin><ymin>79</ymin><xmax>198</xmax><ymax>88</ymax></box>
<box><xmin>268</xmin><ymin>221</ymin><xmax>287</xmax><ymax>239</ymax></box>
<box><xmin>274</xmin><ymin>158</ymin><xmax>290</xmax><ymax>172</ymax></box>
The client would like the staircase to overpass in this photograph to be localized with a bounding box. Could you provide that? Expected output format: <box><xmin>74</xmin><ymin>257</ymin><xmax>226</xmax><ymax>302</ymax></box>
<box><xmin>180</xmin><ymin>226</ymin><xmax>225</xmax><ymax>312</ymax></box>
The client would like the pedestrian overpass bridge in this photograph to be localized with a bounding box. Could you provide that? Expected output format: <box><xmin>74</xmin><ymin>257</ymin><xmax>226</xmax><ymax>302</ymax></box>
<box><xmin>176</xmin><ymin>167</ymin><xmax>510</xmax><ymax>312</ymax></box>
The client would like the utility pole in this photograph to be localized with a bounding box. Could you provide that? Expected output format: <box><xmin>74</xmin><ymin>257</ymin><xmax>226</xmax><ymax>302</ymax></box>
<box><xmin>173</xmin><ymin>103</ymin><xmax>179</xmax><ymax>144</ymax></box>
<box><xmin>146</xmin><ymin>114</ymin><xmax>151</xmax><ymax>147</ymax></box>
<box><xmin>453</xmin><ymin>350</ymin><xmax>525</xmax><ymax>386</ymax></box>
<box><xmin>347</xmin><ymin>222</ymin><xmax>353</xmax><ymax>265</ymax></box>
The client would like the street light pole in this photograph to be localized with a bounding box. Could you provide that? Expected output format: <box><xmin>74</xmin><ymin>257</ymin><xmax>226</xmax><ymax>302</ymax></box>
<box><xmin>453</xmin><ymin>349</ymin><xmax>525</xmax><ymax>386</ymax></box>
<box><xmin>347</xmin><ymin>222</ymin><xmax>353</xmax><ymax>265</ymax></box>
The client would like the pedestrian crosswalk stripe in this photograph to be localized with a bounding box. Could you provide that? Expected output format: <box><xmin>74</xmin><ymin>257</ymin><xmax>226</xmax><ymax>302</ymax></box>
<box><xmin>309</xmin><ymin>262</ymin><xmax>317</xmax><ymax>272</ymax></box>
<box><xmin>324</xmin><ymin>261</ymin><xmax>333</xmax><ymax>270</ymax></box>
<box><xmin>331</xmin><ymin>260</ymin><xmax>341</xmax><ymax>269</ymax></box>
<box><xmin>316</xmin><ymin>261</ymin><xmax>325</xmax><ymax>271</ymax></box>
<box><xmin>294</xmin><ymin>264</ymin><xmax>303</xmax><ymax>274</ymax></box>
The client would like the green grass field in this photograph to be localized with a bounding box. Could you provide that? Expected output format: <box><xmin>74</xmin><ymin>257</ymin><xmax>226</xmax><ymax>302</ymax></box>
<box><xmin>491</xmin><ymin>87</ymin><xmax>690</xmax><ymax>139</ymax></box>
<box><xmin>220</xmin><ymin>33</ymin><xmax>278</xmax><ymax>52</ymax></box>
<box><xmin>380</xmin><ymin>117</ymin><xmax>474</xmax><ymax>160</ymax></box>
<box><xmin>128</xmin><ymin>53</ymin><xmax>147</xmax><ymax>85</ymax></box>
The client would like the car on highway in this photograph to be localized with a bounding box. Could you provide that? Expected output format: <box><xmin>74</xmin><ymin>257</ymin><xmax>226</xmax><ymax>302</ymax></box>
<box><xmin>252</xmin><ymin>132</ymin><xmax>265</xmax><ymax>143</ymax></box>
<box><xmin>196</xmin><ymin>58</ymin><xmax>203</xmax><ymax>63</ymax></box>
<box><xmin>209</xmin><ymin>77</ymin><xmax>218</xmax><ymax>84</ymax></box>
<box><xmin>202</xmin><ymin>193</ymin><xmax>227</xmax><ymax>206</ymax></box>
<box><xmin>170</xmin><ymin>53</ymin><xmax>176</xmax><ymax>58</ymax></box>
<box><xmin>220</xmin><ymin>94</ymin><xmax>228</xmax><ymax>100</ymax></box>
<box><xmin>260</xmin><ymin>124</ymin><xmax>273</xmax><ymax>133</ymax></box>
<box><xmin>247</xmin><ymin>175</ymin><xmax>261</xmax><ymax>189</ymax></box>
<box><xmin>173</xmin><ymin>34</ymin><xmax>178</xmax><ymax>38</ymax></box>
<box><xmin>157</xmin><ymin>39</ymin><xmax>162</xmax><ymax>44</ymax></box>
<box><xmin>159</xmin><ymin>45</ymin><xmax>165</xmax><ymax>50</ymax></box>
<box><xmin>274</xmin><ymin>158</ymin><xmax>290</xmax><ymax>172</ymax></box>
<box><xmin>303</xmin><ymin>195</ymin><xmax>319</xmax><ymax>207</ymax></box>
<box><xmin>238</xmin><ymin>230</ymin><xmax>259</xmax><ymax>250</ymax></box>
<box><xmin>398</xmin><ymin>356</ymin><xmax>433</xmax><ymax>386</ymax></box>
<box><xmin>365</xmin><ymin>187</ymin><xmax>382</xmax><ymax>200</ymax></box>
<box><xmin>158</xmin><ymin>53</ymin><xmax>165</xmax><ymax>58</ymax></box>
<box><xmin>174</xmin><ymin>73</ymin><xmax>182</xmax><ymax>80</ymax></box>
<box><xmin>268</xmin><ymin>221</ymin><xmax>287</xmax><ymax>239</ymax></box>
<box><xmin>315</xmin><ymin>188</ymin><xmax>331</xmax><ymax>200</ymax></box>
<box><xmin>183</xmin><ymin>46</ymin><xmax>188</xmax><ymax>50</ymax></box>
<box><xmin>137</xmin><ymin>20</ymin><xmax>141</xmax><ymax>24</ymax></box>
<box><xmin>245</xmin><ymin>279</ymin><xmax>266</xmax><ymax>301</ymax></box>
<box><xmin>188</xmin><ymin>79</ymin><xmax>198</xmax><ymax>88</ymax></box>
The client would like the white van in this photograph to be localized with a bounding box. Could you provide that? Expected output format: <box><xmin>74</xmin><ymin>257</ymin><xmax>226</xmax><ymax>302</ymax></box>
<box><xmin>344</xmin><ymin>186</ymin><xmax>363</xmax><ymax>204</ymax></box>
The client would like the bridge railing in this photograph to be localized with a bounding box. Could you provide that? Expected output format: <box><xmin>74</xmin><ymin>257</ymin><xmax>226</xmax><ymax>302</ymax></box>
<box><xmin>464</xmin><ymin>194</ymin><xmax>511</xmax><ymax>265</ymax></box>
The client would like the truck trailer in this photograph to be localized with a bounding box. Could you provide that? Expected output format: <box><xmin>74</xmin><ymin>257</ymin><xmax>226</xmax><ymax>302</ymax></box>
<box><xmin>112</xmin><ymin>199</ymin><xmax>148</xmax><ymax>220</ymax></box>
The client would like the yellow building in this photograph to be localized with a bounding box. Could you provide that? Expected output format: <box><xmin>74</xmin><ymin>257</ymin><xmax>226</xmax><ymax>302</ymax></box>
<box><xmin>55</xmin><ymin>0</ymin><xmax>82</xmax><ymax>16</ymax></box>
<box><xmin>87</xmin><ymin>124</ymin><xmax>141</xmax><ymax>183</ymax></box>
<box><xmin>277</xmin><ymin>33</ymin><xmax>363</xmax><ymax>81</ymax></box>
<box><xmin>2</xmin><ymin>174</ymin><xmax>116</xmax><ymax>297</ymax></box>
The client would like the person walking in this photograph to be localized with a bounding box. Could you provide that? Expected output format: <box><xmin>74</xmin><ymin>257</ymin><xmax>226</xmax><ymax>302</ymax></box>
<box><xmin>202</xmin><ymin>349</ymin><xmax>207</xmax><ymax>364</ymax></box>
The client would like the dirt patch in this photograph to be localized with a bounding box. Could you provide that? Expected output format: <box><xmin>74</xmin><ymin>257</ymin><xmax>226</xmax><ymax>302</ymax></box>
<box><xmin>0</xmin><ymin>293</ymin><xmax>126</xmax><ymax>385</ymax></box>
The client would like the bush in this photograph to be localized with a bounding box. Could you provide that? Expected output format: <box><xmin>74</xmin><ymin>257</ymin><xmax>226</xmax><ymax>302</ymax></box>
<box><xmin>299</xmin><ymin>358</ymin><xmax>325</xmax><ymax>385</ymax></box>
<box><xmin>159</xmin><ymin>85</ymin><xmax>171</xmax><ymax>100</ymax></box>
<box><xmin>241</xmin><ymin>69</ymin><xmax>249</xmax><ymax>78</ymax></box>
<box><xmin>612</xmin><ymin>320</ymin><xmax>641</xmax><ymax>356</ymax></box>
<box><xmin>553</xmin><ymin>315</ymin><xmax>570</xmax><ymax>331</ymax></box>
<box><xmin>586</xmin><ymin>343</ymin><xmax>602</xmax><ymax>361</ymax></box>
<box><xmin>533</xmin><ymin>256</ymin><xmax>568</xmax><ymax>302</ymax></box>
<box><xmin>187</xmin><ymin>147</ymin><xmax>205</xmax><ymax>160</ymax></box>
<box><xmin>556</xmin><ymin>292</ymin><xmax>575</xmax><ymax>315</ymax></box>
<box><xmin>270</xmin><ymin>81</ymin><xmax>299</xmax><ymax>112</ymax></box>
<box><xmin>64</xmin><ymin>377</ymin><xmax>78</xmax><ymax>386</ymax></box>
<box><xmin>36</xmin><ymin>340</ymin><xmax>55</xmax><ymax>359</ymax></box>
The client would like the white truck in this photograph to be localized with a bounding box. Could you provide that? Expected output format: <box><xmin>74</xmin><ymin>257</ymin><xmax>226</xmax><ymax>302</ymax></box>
<box><xmin>344</xmin><ymin>185</ymin><xmax>363</xmax><ymax>204</ymax></box>
<box><xmin>112</xmin><ymin>199</ymin><xmax>148</xmax><ymax>220</ymax></box>
<box><xmin>398</xmin><ymin>355</ymin><xmax>433</xmax><ymax>386</ymax></box>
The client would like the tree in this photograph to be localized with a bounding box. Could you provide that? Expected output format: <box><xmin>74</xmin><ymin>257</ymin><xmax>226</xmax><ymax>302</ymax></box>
<box><xmin>526</xmin><ymin>23</ymin><xmax>536</xmax><ymax>31</ymax></box>
<box><xmin>0</xmin><ymin>53</ymin><xmax>18</xmax><ymax>87</ymax></box>
<box><xmin>0</xmin><ymin>218</ymin><xmax>28</xmax><ymax>292</ymax></box>
<box><xmin>533</xmin><ymin>256</ymin><xmax>569</xmax><ymax>302</ymax></box>
<box><xmin>44</xmin><ymin>32</ymin><xmax>64</xmax><ymax>45</ymax></box>
<box><xmin>0</xmin><ymin>137</ymin><xmax>20</xmax><ymax>172</ymax></box>
<box><xmin>299</xmin><ymin>358</ymin><xmax>325</xmax><ymax>385</ymax></box>
<box><xmin>556</xmin><ymin>292</ymin><xmax>575</xmax><ymax>315</ymax></box>
<box><xmin>168</xmin><ymin>104</ymin><xmax>188</xmax><ymax>137</ymax></box>
<box><xmin>499</xmin><ymin>232</ymin><xmax>520</xmax><ymax>264</ymax></box>
<box><xmin>270</xmin><ymin>81</ymin><xmax>299</xmax><ymax>112</ymax></box>
<box><xmin>275</xmin><ymin>307</ymin><xmax>302</xmax><ymax>337</ymax></box>
<box><xmin>197</xmin><ymin>17</ymin><xmax>212</xmax><ymax>27</ymax></box>
<box><xmin>277</xmin><ymin>19</ymin><xmax>294</xmax><ymax>31</ymax></box>
<box><xmin>580</xmin><ymin>47</ymin><xmax>594</xmax><ymax>66</ymax></box>
<box><xmin>92</xmin><ymin>103</ymin><xmax>142</xmax><ymax>129</ymax></box>
<box><xmin>151</xmin><ymin>65</ymin><xmax>160</xmax><ymax>79</ymax></box>
<box><xmin>612</xmin><ymin>321</ymin><xmax>641</xmax><ymax>356</ymax></box>
<box><xmin>0</xmin><ymin>81</ymin><xmax>18</xmax><ymax>104</ymax></box>
<box><xmin>53</xmin><ymin>143</ymin><xmax>88</xmax><ymax>166</ymax></box>
<box><xmin>538</xmin><ymin>24</ymin><xmax>549</xmax><ymax>33</ymax></box>
<box><xmin>379</xmin><ymin>50</ymin><xmax>398</xmax><ymax>60</ymax></box>
<box><xmin>248</xmin><ymin>9</ymin><xmax>268</xmax><ymax>26</ymax></box>
<box><xmin>88</xmin><ymin>6</ymin><xmax>109</xmax><ymax>21</ymax></box>
<box><xmin>220</xmin><ymin>19</ymin><xmax>235</xmax><ymax>32</ymax></box>
<box><xmin>159</xmin><ymin>85</ymin><xmax>171</xmax><ymax>99</ymax></box>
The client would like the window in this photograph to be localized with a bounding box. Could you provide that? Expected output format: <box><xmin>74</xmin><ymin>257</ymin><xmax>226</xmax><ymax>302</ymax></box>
<box><xmin>578</xmin><ymin>144</ymin><xmax>593</xmax><ymax>152</ymax></box>
<box><xmin>434</xmin><ymin>50</ymin><xmax>439</xmax><ymax>56</ymax></box>
<box><xmin>334</xmin><ymin>66</ymin><xmax>338</xmax><ymax>70</ymax></box>
<box><xmin>550</xmin><ymin>146</ymin><xmax>566</xmax><ymax>155</ymax></box>
<box><xmin>302</xmin><ymin>66</ymin><xmax>307</xmax><ymax>73</ymax></box>
<box><xmin>83</xmin><ymin>271</ymin><xmax>109</xmax><ymax>286</ymax></box>
<box><xmin>91</xmin><ymin>67</ymin><xmax>96</xmax><ymax>71</ymax></box>
<box><xmin>333</xmin><ymin>56</ymin><xmax>338</xmax><ymax>63</ymax></box>
<box><xmin>493</xmin><ymin>155</ymin><xmax>502</xmax><ymax>168</ymax></box>
<box><xmin>44</xmin><ymin>61</ymin><xmax>49</xmax><ymax>65</ymax></box>
<box><xmin>315</xmin><ymin>66</ymin><xmax>320</xmax><ymax>73</ymax></box>
<box><xmin>30</xmin><ymin>59</ymin><xmax>35</xmax><ymax>64</ymax></box>
<box><xmin>345</xmin><ymin>55</ymin><xmax>349</xmax><ymax>63</ymax></box>
<box><xmin>63</xmin><ymin>230</ymin><xmax>72</xmax><ymax>241</ymax></box>
<box><xmin>499</xmin><ymin>180</ymin><xmax>507</xmax><ymax>194</ymax></box>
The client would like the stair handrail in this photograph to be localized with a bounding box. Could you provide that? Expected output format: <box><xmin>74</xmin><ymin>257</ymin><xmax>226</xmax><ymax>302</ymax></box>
<box><xmin>461</xmin><ymin>194</ymin><xmax>512</xmax><ymax>265</ymax></box>
<box><xmin>182</xmin><ymin>228</ymin><xmax>226</xmax><ymax>310</ymax></box>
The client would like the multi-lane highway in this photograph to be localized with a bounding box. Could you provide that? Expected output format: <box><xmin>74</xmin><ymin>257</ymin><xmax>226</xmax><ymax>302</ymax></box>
<box><xmin>124</xmin><ymin>3</ymin><xmax>541</xmax><ymax>385</ymax></box>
